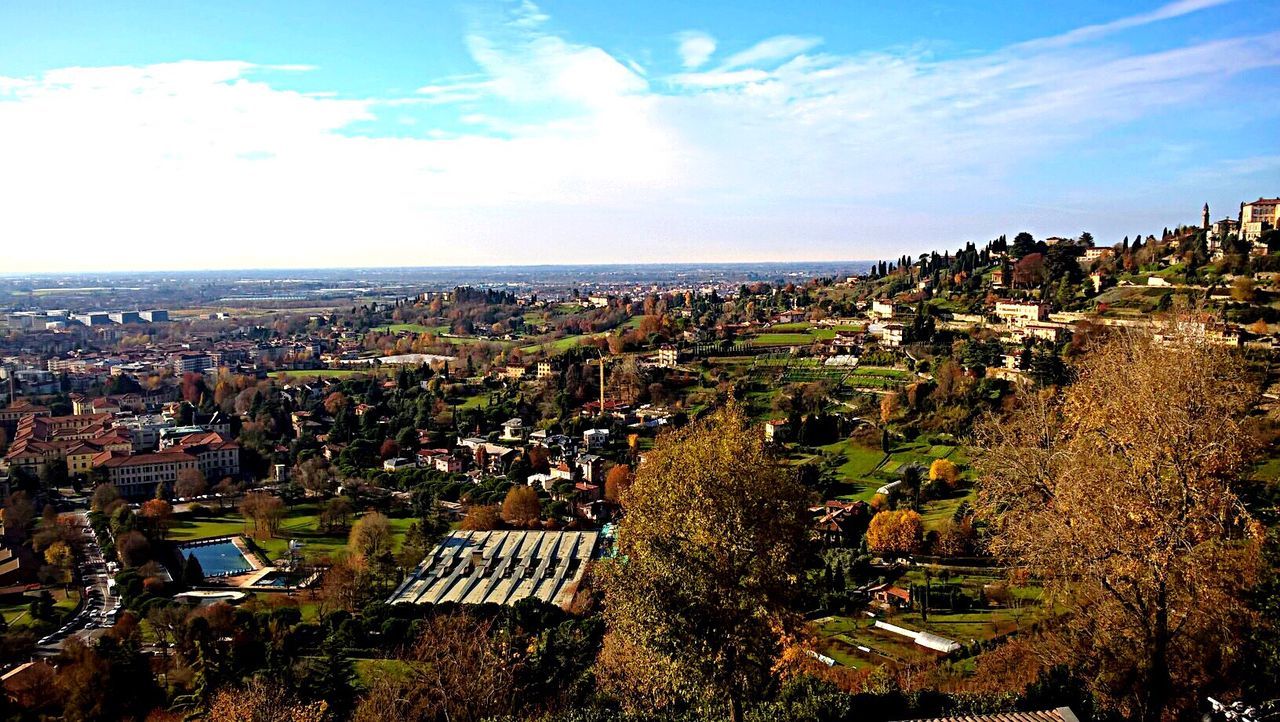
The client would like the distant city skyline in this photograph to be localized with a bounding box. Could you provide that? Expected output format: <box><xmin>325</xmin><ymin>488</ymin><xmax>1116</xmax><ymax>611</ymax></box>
<box><xmin>1</xmin><ymin>0</ymin><xmax>1277</xmax><ymax>273</ymax></box>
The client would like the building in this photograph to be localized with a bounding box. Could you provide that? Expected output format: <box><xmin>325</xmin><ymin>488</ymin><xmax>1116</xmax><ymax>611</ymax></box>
<box><xmin>536</xmin><ymin>360</ymin><xmax>559</xmax><ymax>380</ymax></box>
<box><xmin>501</xmin><ymin>418</ymin><xmax>526</xmax><ymax>441</ymax></box>
<box><xmin>172</xmin><ymin>353</ymin><xmax>213</xmax><ymax>374</ymax></box>
<box><xmin>93</xmin><ymin>450</ymin><xmax>199</xmax><ymax>498</ymax></box>
<box><xmin>502</xmin><ymin>364</ymin><xmax>528</xmax><ymax>381</ymax></box>
<box><xmin>657</xmin><ymin>345</ymin><xmax>679</xmax><ymax>367</ymax></box>
<box><xmin>763</xmin><ymin>419</ymin><xmax>787</xmax><ymax>443</ymax></box>
<box><xmin>71</xmin><ymin>312</ymin><xmax>111</xmax><ymax>326</ymax></box>
<box><xmin>896</xmin><ymin>708</ymin><xmax>1081</xmax><ymax>722</ymax></box>
<box><xmin>388</xmin><ymin>529</ymin><xmax>600</xmax><ymax>608</ymax></box>
<box><xmin>870</xmin><ymin>299</ymin><xmax>895</xmax><ymax>318</ymax></box>
<box><xmin>108</xmin><ymin>311</ymin><xmax>142</xmax><ymax>325</ymax></box>
<box><xmin>113</xmin><ymin>414</ymin><xmax>175</xmax><ymax>451</ymax></box>
<box><xmin>583</xmin><ymin>428</ymin><xmax>609</xmax><ymax>450</ymax></box>
<box><xmin>433</xmin><ymin>454</ymin><xmax>465</xmax><ymax>474</ymax></box>
<box><xmin>1241</xmin><ymin>197</ymin><xmax>1279</xmax><ymax>242</ymax></box>
<box><xmin>139</xmin><ymin>309</ymin><xmax>169</xmax><ymax>322</ymax></box>
<box><xmin>994</xmin><ymin>301</ymin><xmax>1047</xmax><ymax>325</ymax></box>
<box><xmin>0</xmin><ymin>401</ymin><xmax>50</xmax><ymax>432</ymax></box>
<box><xmin>1014</xmin><ymin>321</ymin><xmax>1068</xmax><ymax>344</ymax></box>
<box><xmin>94</xmin><ymin>431</ymin><xmax>239</xmax><ymax>497</ymax></box>
<box><xmin>879</xmin><ymin>323</ymin><xmax>906</xmax><ymax>348</ymax></box>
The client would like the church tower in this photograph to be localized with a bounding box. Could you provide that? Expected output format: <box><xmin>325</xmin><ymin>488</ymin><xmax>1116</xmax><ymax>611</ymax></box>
<box><xmin>1203</xmin><ymin>202</ymin><xmax>1210</xmax><ymax>231</ymax></box>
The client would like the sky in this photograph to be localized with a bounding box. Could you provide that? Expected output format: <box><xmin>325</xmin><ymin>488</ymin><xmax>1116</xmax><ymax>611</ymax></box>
<box><xmin>0</xmin><ymin>0</ymin><xmax>1278</xmax><ymax>273</ymax></box>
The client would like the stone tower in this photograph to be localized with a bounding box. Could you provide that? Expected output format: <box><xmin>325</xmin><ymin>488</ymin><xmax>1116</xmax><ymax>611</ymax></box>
<box><xmin>1203</xmin><ymin>202</ymin><xmax>1210</xmax><ymax>231</ymax></box>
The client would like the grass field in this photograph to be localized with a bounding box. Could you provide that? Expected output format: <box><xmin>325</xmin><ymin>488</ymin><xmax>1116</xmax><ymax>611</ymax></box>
<box><xmin>269</xmin><ymin>368</ymin><xmax>391</xmax><ymax>380</ymax></box>
<box><xmin>520</xmin><ymin>335</ymin><xmax>589</xmax><ymax>354</ymax></box>
<box><xmin>817</xmin><ymin>439</ymin><xmax>888</xmax><ymax>501</ymax></box>
<box><xmin>170</xmin><ymin>503</ymin><xmax>416</xmax><ymax>564</ymax></box>
<box><xmin>752</xmin><ymin>332</ymin><xmax>819</xmax><ymax>346</ymax></box>
<box><xmin>373</xmin><ymin>323</ymin><xmax>445</xmax><ymax>334</ymax></box>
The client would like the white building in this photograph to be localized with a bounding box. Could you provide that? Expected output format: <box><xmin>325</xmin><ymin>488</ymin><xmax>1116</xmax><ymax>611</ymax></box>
<box><xmin>994</xmin><ymin>301</ymin><xmax>1047</xmax><ymax>326</ymax></box>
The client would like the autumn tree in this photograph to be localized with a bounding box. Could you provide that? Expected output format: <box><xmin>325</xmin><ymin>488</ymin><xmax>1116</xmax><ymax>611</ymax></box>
<box><xmin>138</xmin><ymin>499</ymin><xmax>174</xmax><ymax>539</ymax></box>
<box><xmin>977</xmin><ymin>327</ymin><xmax>1260</xmax><ymax>722</ymax></box>
<box><xmin>460</xmin><ymin>504</ymin><xmax>501</xmax><ymax>531</ymax></box>
<box><xmin>295</xmin><ymin>457</ymin><xmax>334</xmax><ymax>496</ymax></box>
<box><xmin>928</xmin><ymin>458</ymin><xmax>959</xmax><ymax>488</ymax></box>
<box><xmin>604</xmin><ymin>464</ymin><xmax>633</xmax><ymax>504</ymax></box>
<box><xmin>1232</xmin><ymin>275</ymin><xmax>1257</xmax><ymax>303</ymax></box>
<box><xmin>866</xmin><ymin>509</ymin><xmax>923</xmax><ymax>556</ymax></box>
<box><xmin>207</xmin><ymin>677</ymin><xmax>327</xmax><ymax>722</ymax></box>
<box><xmin>500</xmin><ymin>485</ymin><xmax>541</xmax><ymax>526</ymax></box>
<box><xmin>348</xmin><ymin>512</ymin><xmax>393</xmax><ymax>568</ymax></box>
<box><xmin>319</xmin><ymin>496</ymin><xmax>354</xmax><ymax>532</ymax></box>
<box><xmin>43</xmin><ymin>541</ymin><xmax>73</xmax><ymax>586</ymax></box>
<box><xmin>598</xmin><ymin>401</ymin><xmax>811</xmax><ymax>721</ymax></box>
<box><xmin>174</xmin><ymin>468</ymin><xmax>208</xmax><ymax>500</ymax></box>
<box><xmin>352</xmin><ymin>612</ymin><xmax>517</xmax><ymax>722</ymax></box>
<box><xmin>240</xmin><ymin>492</ymin><xmax>285</xmax><ymax>539</ymax></box>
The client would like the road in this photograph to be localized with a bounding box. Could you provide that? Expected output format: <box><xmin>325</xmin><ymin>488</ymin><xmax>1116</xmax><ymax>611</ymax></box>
<box><xmin>34</xmin><ymin>512</ymin><xmax>120</xmax><ymax>656</ymax></box>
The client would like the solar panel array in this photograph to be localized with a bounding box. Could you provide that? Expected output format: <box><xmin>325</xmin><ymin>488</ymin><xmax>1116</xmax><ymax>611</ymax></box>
<box><xmin>388</xmin><ymin>529</ymin><xmax>600</xmax><ymax>608</ymax></box>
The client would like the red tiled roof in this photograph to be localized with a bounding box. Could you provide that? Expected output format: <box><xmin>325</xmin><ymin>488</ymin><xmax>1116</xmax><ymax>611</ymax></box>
<box><xmin>96</xmin><ymin>450</ymin><xmax>196</xmax><ymax>468</ymax></box>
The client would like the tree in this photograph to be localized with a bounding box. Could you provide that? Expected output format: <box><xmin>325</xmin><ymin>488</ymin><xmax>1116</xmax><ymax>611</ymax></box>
<box><xmin>319</xmin><ymin>496</ymin><xmax>354</xmax><ymax>532</ymax></box>
<box><xmin>500</xmin><ymin>485</ymin><xmax>541</xmax><ymax>525</ymax></box>
<box><xmin>879</xmin><ymin>394</ymin><xmax>899</xmax><ymax>425</ymax></box>
<box><xmin>1232</xmin><ymin>275</ymin><xmax>1258</xmax><ymax>303</ymax></box>
<box><xmin>866</xmin><ymin>510</ymin><xmax>923</xmax><ymax>556</ymax></box>
<box><xmin>174</xmin><ymin>468</ymin><xmax>208</xmax><ymax>500</ymax></box>
<box><xmin>240</xmin><ymin>492</ymin><xmax>285</xmax><ymax>539</ymax></box>
<box><xmin>183</xmin><ymin>553</ymin><xmax>206</xmax><ymax>587</ymax></box>
<box><xmin>138</xmin><ymin>499</ymin><xmax>174</xmax><ymax>539</ymax></box>
<box><xmin>460</xmin><ymin>504</ymin><xmax>501</xmax><ymax>531</ymax></box>
<box><xmin>977</xmin><ymin>327</ymin><xmax>1260</xmax><ymax>722</ymax></box>
<box><xmin>90</xmin><ymin>483</ymin><xmax>121</xmax><ymax>513</ymax></box>
<box><xmin>379</xmin><ymin>439</ymin><xmax>400</xmax><ymax>460</ymax></box>
<box><xmin>296</xmin><ymin>457</ymin><xmax>334</xmax><ymax>496</ymax></box>
<box><xmin>348</xmin><ymin>512</ymin><xmax>393</xmax><ymax>568</ymax></box>
<box><xmin>604</xmin><ymin>464</ymin><xmax>633</xmax><ymax>504</ymax></box>
<box><xmin>928</xmin><ymin>458</ymin><xmax>959</xmax><ymax>488</ymax></box>
<box><xmin>597</xmin><ymin>401</ymin><xmax>810</xmax><ymax>721</ymax></box>
<box><xmin>207</xmin><ymin>677</ymin><xmax>328</xmax><ymax>722</ymax></box>
<box><xmin>43</xmin><ymin>541</ymin><xmax>73</xmax><ymax>585</ymax></box>
<box><xmin>2</xmin><ymin>492</ymin><xmax>35</xmax><ymax>542</ymax></box>
<box><xmin>352</xmin><ymin>612</ymin><xmax>517</xmax><ymax>722</ymax></box>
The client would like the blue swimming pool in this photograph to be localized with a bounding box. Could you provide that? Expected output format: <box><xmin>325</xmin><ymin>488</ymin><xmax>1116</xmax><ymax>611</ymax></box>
<box><xmin>181</xmin><ymin>540</ymin><xmax>252</xmax><ymax>577</ymax></box>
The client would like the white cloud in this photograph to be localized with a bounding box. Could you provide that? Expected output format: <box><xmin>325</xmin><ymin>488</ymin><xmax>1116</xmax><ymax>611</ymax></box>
<box><xmin>0</xmin><ymin>1</ymin><xmax>1277</xmax><ymax>272</ymax></box>
<box><xmin>675</xmin><ymin>31</ymin><xmax>716</xmax><ymax>69</ymax></box>
<box><xmin>1017</xmin><ymin>0</ymin><xmax>1237</xmax><ymax>50</ymax></box>
<box><xmin>720</xmin><ymin>35</ymin><xmax>822</xmax><ymax>69</ymax></box>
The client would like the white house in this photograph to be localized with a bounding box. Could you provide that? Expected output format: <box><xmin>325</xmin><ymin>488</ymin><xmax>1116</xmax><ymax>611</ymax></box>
<box><xmin>583</xmin><ymin>428</ymin><xmax>609</xmax><ymax>450</ymax></box>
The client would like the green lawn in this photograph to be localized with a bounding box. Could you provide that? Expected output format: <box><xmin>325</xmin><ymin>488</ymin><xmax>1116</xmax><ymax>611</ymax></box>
<box><xmin>171</xmin><ymin>503</ymin><xmax>415</xmax><ymax>564</ymax></box>
<box><xmin>269</xmin><ymin>368</ymin><xmax>391</xmax><ymax>380</ymax></box>
<box><xmin>1253</xmin><ymin>457</ymin><xmax>1280</xmax><ymax>481</ymax></box>
<box><xmin>520</xmin><ymin>335</ymin><xmax>589</xmax><ymax>354</ymax></box>
<box><xmin>817</xmin><ymin>439</ymin><xmax>888</xmax><ymax>501</ymax></box>
<box><xmin>373</xmin><ymin>323</ymin><xmax>442</xmax><ymax>334</ymax></box>
<box><xmin>752</xmin><ymin>332</ymin><xmax>818</xmax><ymax>346</ymax></box>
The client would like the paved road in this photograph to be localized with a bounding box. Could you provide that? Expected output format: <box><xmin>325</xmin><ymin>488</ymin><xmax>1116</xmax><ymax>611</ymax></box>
<box><xmin>35</xmin><ymin>512</ymin><xmax>119</xmax><ymax>656</ymax></box>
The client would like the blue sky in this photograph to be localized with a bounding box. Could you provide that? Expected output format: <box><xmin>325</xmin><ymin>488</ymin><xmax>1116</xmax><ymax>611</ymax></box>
<box><xmin>0</xmin><ymin>0</ymin><xmax>1277</xmax><ymax>272</ymax></box>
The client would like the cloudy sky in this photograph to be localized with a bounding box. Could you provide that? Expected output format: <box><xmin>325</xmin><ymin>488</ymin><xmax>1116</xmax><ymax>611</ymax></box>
<box><xmin>0</xmin><ymin>0</ymin><xmax>1277</xmax><ymax>272</ymax></box>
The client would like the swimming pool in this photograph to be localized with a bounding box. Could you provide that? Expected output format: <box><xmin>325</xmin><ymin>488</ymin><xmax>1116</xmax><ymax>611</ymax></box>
<box><xmin>181</xmin><ymin>539</ymin><xmax>253</xmax><ymax>577</ymax></box>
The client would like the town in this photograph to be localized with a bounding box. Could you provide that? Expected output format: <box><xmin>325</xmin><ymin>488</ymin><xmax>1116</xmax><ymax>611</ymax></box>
<box><xmin>0</xmin><ymin>195</ymin><xmax>1277</xmax><ymax>721</ymax></box>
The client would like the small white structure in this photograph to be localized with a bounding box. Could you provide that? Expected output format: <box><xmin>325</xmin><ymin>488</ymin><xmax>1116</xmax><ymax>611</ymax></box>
<box><xmin>583</xmin><ymin>428</ymin><xmax>609</xmax><ymax>450</ymax></box>
<box><xmin>873</xmin><ymin>620</ymin><xmax>961</xmax><ymax>654</ymax></box>
<box><xmin>527</xmin><ymin>472</ymin><xmax>555</xmax><ymax>492</ymax></box>
<box><xmin>501</xmin><ymin>418</ymin><xmax>526</xmax><ymax>441</ymax></box>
